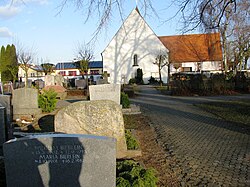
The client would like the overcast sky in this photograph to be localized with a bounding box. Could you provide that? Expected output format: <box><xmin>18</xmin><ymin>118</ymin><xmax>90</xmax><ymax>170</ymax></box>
<box><xmin>1</xmin><ymin>0</ymin><xmax>185</xmax><ymax>64</ymax></box>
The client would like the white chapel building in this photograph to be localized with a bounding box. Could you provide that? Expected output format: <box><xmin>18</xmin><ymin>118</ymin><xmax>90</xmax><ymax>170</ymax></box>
<box><xmin>102</xmin><ymin>8</ymin><xmax>223</xmax><ymax>84</ymax></box>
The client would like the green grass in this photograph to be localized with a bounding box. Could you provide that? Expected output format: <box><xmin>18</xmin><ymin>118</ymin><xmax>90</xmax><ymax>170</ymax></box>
<box><xmin>196</xmin><ymin>99</ymin><xmax>250</xmax><ymax>126</ymax></box>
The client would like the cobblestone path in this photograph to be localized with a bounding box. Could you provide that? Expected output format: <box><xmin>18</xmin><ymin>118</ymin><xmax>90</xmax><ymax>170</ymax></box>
<box><xmin>131</xmin><ymin>85</ymin><xmax>250</xmax><ymax>186</ymax></box>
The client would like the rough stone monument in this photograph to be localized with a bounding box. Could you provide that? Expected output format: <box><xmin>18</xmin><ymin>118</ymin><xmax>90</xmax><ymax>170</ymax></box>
<box><xmin>12</xmin><ymin>88</ymin><xmax>42</xmax><ymax>120</ymax></box>
<box><xmin>3</xmin><ymin>134</ymin><xmax>116</xmax><ymax>187</ymax></box>
<box><xmin>42</xmin><ymin>85</ymin><xmax>67</xmax><ymax>100</ymax></box>
<box><xmin>55</xmin><ymin>100</ymin><xmax>127</xmax><ymax>158</ymax></box>
<box><xmin>89</xmin><ymin>84</ymin><xmax>121</xmax><ymax>105</ymax></box>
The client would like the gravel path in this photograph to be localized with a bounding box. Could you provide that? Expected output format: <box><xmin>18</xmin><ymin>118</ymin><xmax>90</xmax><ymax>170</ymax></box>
<box><xmin>131</xmin><ymin>85</ymin><xmax>250</xmax><ymax>186</ymax></box>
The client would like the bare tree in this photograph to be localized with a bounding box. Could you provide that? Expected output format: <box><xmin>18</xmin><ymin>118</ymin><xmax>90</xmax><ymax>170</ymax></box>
<box><xmin>230</xmin><ymin>0</ymin><xmax>250</xmax><ymax>71</ymax></box>
<box><xmin>199</xmin><ymin>0</ymin><xmax>249</xmax><ymax>72</ymax></box>
<box><xmin>57</xmin><ymin>0</ymin><xmax>237</xmax><ymax>36</ymax></box>
<box><xmin>18</xmin><ymin>48</ymin><xmax>34</xmax><ymax>87</ymax></box>
<box><xmin>41</xmin><ymin>63</ymin><xmax>55</xmax><ymax>75</ymax></box>
<box><xmin>199</xmin><ymin>0</ymin><xmax>235</xmax><ymax>72</ymax></box>
<box><xmin>75</xmin><ymin>43</ymin><xmax>94</xmax><ymax>96</ymax></box>
<box><xmin>153</xmin><ymin>51</ymin><xmax>169</xmax><ymax>86</ymax></box>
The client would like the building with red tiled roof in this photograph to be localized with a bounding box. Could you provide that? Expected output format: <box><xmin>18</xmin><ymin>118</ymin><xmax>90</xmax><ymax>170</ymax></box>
<box><xmin>159</xmin><ymin>33</ymin><xmax>223</xmax><ymax>72</ymax></box>
<box><xmin>159</xmin><ymin>33</ymin><xmax>222</xmax><ymax>63</ymax></box>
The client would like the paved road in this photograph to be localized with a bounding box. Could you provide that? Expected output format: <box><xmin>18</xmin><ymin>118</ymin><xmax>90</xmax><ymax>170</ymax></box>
<box><xmin>131</xmin><ymin>85</ymin><xmax>250</xmax><ymax>186</ymax></box>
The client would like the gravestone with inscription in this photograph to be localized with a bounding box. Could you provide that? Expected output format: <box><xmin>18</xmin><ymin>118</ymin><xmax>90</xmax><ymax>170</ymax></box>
<box><xmin>89</xmin><ymin>84</ymin><xmax>121</xmax><ymax>105</ymax></box>
<box><xmin>55</xmin><ymin>100</ymin><xmax>127</xmax><ymax>158</ymax></box>
<box><xmin>12</xmin><ymin>88</ymin><xmax>42</xmax><ymax>120</ymax></box>
<box><xmin>3</xmin><ymin>134</ymin><xmax>116</xmax><ymax>187</ymax></box>
<box><xmin>54</xmin><ymin>74</ymin><xmax>64</xmax><ymax>86</ymax></box>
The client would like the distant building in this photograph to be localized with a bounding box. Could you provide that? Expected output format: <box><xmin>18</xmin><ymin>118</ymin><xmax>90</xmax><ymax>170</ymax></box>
<box><xmin>17</xmin><ymin>61</ymin><xmax>103</xmax><ymax>83</ymax></box>
<box><xmin>54</xmin><ymin>61</ymin><xmax>103</xmax><ymax>80</ymax></box>
<box><xmin>18</xmin><ymin>64</ymin><xmax>45</xmax><ymax>82</ymax></box>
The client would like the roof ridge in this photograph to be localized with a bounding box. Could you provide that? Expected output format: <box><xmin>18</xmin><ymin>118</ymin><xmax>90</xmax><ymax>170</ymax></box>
<box><xmin>158</xmin><ymin>32</ymin><xmax>220</xmax><ymax>38</ymax></box>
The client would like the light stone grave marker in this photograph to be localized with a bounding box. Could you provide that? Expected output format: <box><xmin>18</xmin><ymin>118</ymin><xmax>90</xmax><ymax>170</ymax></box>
<box><xmin>54</xmin><ymin>74</ymin><xmax>64</xmax><ymax>86</ymax></box>
<box><xmin>89</xmin><ymin>84</ymin><xmax>121</xmax><ymax>105</ymax></box>
<box><xmin>12</xmin><ymin>88</ymin><xmax>41</xmax><ymax>120</ymax></box>
<box><xmin>3</xmin><ymin>134</ymin><xmax>116</xmax><ymax>187</ymax></box>
<box><xmin>44</xmin><ymin>75</ymin><xmax>55</xmax><ymax>86</ymax></box>
<box><xmin>75</xmin><ymin>79</ymin><xmax>87</xmax><ymax>89</ymax></box>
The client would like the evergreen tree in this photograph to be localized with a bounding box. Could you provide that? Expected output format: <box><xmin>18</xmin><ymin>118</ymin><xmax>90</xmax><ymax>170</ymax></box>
<box><xmin>7</xmin><ymin>45</ymin><xmax>18</xmax><ymax>83</ymax></box>
<box><xmin>0</xmin><ymin>46</ymin><xmax>6</xmax><ymax>73</ymax></box>
<box><xmin>0</xmin><ymin>45</ymin><xmax>18</xmax><ymax>82</ymax></box>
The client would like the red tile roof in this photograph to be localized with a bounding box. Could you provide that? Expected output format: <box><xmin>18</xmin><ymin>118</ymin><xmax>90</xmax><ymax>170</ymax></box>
<box><xmin>158</xmin><ymin>33</ymin><xmax>223</xmax><ymax>63</ymax></box>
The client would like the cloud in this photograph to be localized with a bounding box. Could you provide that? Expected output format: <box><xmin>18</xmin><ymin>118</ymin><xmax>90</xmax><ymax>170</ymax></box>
<box><xmin>13</xmin><ymin>0</ymin><xmax>49</xmax><ymax>6</ymax></box>
<box><xmin>0</xmin><ymin>0</ymin><xmax>49</xmax><ymax>19</ymax></box>
<box><xmin>0</xmin><ymin>5</ymin><xmax>21</xmax><ymax>19</ymax></box>
<box><xmin>0</xmin><ymin>27</ymin><xmax>13</xmax><ymax>38</ymax></box>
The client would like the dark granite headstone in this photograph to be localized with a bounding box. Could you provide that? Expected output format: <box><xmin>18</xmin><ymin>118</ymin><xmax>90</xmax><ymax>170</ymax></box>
<box><xmin>0</xmin><ymin>95</ymin><xmax>12</xmax><ymax>127</ymax></box>
<box><xmin>0</xmin><ymin>107</ymin><xmax>6</xmax><ymax>146</ymax></box>
<box><xmin>3</xmin><ymin>134</ymin><xmax>116</xmax><ymax>187</ymax></box>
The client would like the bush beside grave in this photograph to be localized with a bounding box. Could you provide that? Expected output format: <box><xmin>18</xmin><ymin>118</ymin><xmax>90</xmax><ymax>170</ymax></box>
<box><xmin>38</xmin><ymin>88</ymin><xmax>58</xmax><ymax>112</ymax></box>
<box><xmin>116</xmin><ymin>160</ymin><xmax>158</xmax><ymax>187</ymax></box>
<box><xmin>125</xmin><ymin>130</ymin><xmax>139</xmax><ymax>150</ymax></box>
<box><xmin>121</xmin><ymin>92</ymin><xmax>130</xmax><ymax>108</ymax></box>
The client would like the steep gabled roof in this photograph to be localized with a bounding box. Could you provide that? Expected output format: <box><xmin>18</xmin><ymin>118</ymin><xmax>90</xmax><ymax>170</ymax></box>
<box><xmin>102</xmin><ymin>7</ymin><xmax>167</xmax><ymax>54</ymax></box>
<box><xmin>158</xmin><ymin>33</ymin><xmax>223</xmax><ymax>63</ymax></box>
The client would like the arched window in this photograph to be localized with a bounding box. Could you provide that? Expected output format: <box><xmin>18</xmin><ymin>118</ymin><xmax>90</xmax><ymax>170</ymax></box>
<box><xmin>133</xmin><ymin>54</ymin><xmax>138</xmax><ymax>66</ymax></box>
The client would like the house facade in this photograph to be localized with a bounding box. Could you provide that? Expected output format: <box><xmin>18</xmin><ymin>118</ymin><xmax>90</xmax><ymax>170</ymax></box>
<box><xmin>54</xmin><ymin>61</ymin><xmax>103</xmax><ymax>81</ymax></box>
<box><xmin>18</xmin><ymin>64</ymin><xmax>45</xmax><ymax>82</ymax></box>
<box><xmin>18</xmin><ymin>61</ymin><xmax>103</xmax><ymax>82</ymax></box>
<box><xmin>102</xmin><ymin>8</ymin><xmax>223</xmax><ymax>84</ymax></box>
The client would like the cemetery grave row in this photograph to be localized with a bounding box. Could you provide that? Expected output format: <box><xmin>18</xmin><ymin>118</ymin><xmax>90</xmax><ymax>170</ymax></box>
<box><xmin>0</xmin><ymin>81</ymin><xmax>144</xmax><ymax>187</ymax></box>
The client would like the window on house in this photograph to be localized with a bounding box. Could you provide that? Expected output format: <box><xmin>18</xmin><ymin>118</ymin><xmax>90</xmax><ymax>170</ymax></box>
<box><xmin>68</xmin><ymin>71</ymin><xmax>77</xmax><ymax>76</ymax></box>
<box><xmin>183</xmin><ymin>67</ymin><xmax>192</xmax><ymax>72</ymax></box>
<box><xmin>30</xmin><ymin>73</ymin><xmax>36</xmax><ymax>77</ymax></box>
<box><xmin>59</xmin><ymin>71</ymin><xmax>66</xmax><ymax>76</ymax></box>
<box><xmin>90</xmin><ymin>70</ymin><xmax>99</xmax><ymax>75</ymax></box>
<box><xmin>133</xmin><ymin>54</ymin><xmax>138</xmax><ymax>66</ymax></box>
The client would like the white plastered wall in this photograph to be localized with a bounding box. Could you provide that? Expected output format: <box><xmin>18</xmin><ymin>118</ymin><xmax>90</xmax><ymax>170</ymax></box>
<box><xmin>102</xmin><ymin>9</ymin><xmax>169</xmax><ymax>84</ymax></box>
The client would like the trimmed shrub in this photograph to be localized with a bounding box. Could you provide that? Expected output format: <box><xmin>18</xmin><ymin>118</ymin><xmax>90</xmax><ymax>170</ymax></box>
<box><xmin>125</xmin><ymin>130</ymin><xmax>139</xmax><ymax>150</ymax></box>
<box><xmin>148</xmin><ymin>76</ymin><xmax>159</xmax><ymax>85</ymax></box>
<box><xmin>135</xmin><ymin>68</ymin><xmax>144</xmax><ymax>84</ymax></box>
<box><xmin>211</xmin><ymin>73</ymin><xmax>226</xmax><ymax>94</ymax></box>
<box><xmin>129</xmin><ymin>78</ymin><xmax>136</xmax><ymax>85</ymax></box>
<box><xmin>116</xmin><ymin>160</ymin><xmax>158</xmax><ymax>187</ymax></box>
<box><xmin>121</xmin><ymin>92</ymin><xmax>130</xmax><ymax>108</ymax></box>
<box><xmin>38</xmin><ymin>89</ymin><xmax>58</xmax><ymax>112</ymax></box>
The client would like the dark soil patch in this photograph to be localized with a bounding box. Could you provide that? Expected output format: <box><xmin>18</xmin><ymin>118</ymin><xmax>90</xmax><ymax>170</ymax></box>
<box><xmin>127</xmin><ymin>114</ymin><xmax>180</xmax><ymax>186</ymax></box>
